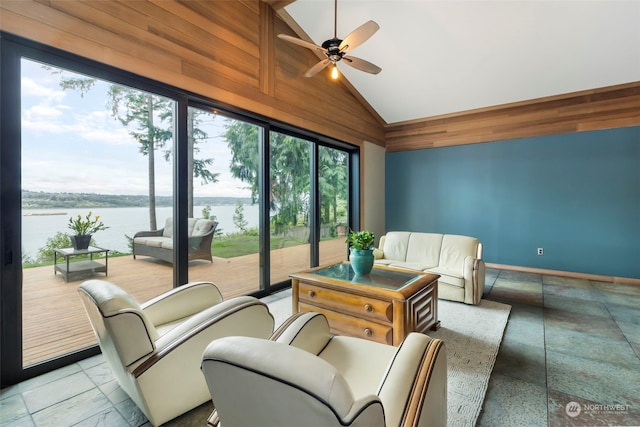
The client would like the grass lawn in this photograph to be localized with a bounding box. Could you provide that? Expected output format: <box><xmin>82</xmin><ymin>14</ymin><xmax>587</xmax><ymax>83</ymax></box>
<box><xmin>212</xmin><ymin>234</ymin><xmax>309</xmax><ymax>258</ymax></box>
<box><xmin>24</xmin><ymin>233</ymin><xmax>330</xmax><ymax>267</ymax></box>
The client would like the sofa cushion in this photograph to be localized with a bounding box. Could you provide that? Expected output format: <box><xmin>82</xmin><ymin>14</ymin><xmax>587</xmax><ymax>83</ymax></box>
<box><xmin>439</xmin><ymin>235</ymin><xmax>479</xmax><ymax>272</ymax></box>
<box><xmin>192</xmin><ymin>219</ymin><xmax>214</xmax><ymax>236</ymax></box>
<box><xmin>163</xmin><ymin>217</ymin><xmax>174</xmax><ymax>238</ymax></box>
<box><xmin>380</xmin><ymin>232</ymin><xmax>411</xmax><ymax>262</ymax></box>
<box><xmin>162</xmin><ymin>218</ymin><xmax>212</xmax><ymax>238</ymax></box>
<box><xmin>388</xmin><ymin>262</ymin><xmax>433</xmax><ymax>272</ymax></box>
<box><xmin>405</xmin><ymin>233</ymin><xmax>443</xmax><ymax>267</ymax></box>
<box><xmin>426</xmin><ymin>267</ymin><xmax>465</xmax><ymax>288</ymax></box>
<box><xmin>134</xmin><ymin>236</ymin><xmax>166</xmax><ymax>248</ymax></box>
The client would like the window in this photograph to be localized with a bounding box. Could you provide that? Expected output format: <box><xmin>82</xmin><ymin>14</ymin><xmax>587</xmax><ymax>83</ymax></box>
<box><xmin>0</xmin><ymin>36</ymin><xmax>358</xmax><ymax>386</ymax></box>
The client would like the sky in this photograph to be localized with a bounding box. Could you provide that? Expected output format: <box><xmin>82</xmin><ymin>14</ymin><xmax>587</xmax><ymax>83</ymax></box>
<box><xmin>20</xmin><ymin>58</ymin><xmax>252</xmax><ymax>198</ymax></box>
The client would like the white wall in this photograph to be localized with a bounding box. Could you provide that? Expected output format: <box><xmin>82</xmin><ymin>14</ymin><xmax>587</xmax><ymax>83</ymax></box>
<box><xmin>362</xmin><ymin>141</ymin><xmax>386</xmax><ymax>246</ymax></box>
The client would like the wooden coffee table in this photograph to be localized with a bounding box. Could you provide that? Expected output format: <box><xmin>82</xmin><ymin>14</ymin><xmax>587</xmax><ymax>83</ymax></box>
<box><xmin>290</xmin><ymin>262</ymin><xmax>440</xmax><ymax>346</ymax></box>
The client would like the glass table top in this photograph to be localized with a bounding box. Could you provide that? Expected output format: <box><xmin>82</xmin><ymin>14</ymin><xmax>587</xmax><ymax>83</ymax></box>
<box><xmin>54</xmin><ymin>246</ymin><xmax>108</xmax><ymax>255</ymax></box>
<box><xmin>306</xmin><ymin>262</ymin><xmax>423</xmax><ymax>291</ymax></box>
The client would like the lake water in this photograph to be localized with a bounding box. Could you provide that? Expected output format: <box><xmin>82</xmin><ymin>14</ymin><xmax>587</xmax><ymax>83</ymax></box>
<box><xmin>21</xmin><ymin>205</ymin><xmax>259</xmax><ymax>258</ymax></box>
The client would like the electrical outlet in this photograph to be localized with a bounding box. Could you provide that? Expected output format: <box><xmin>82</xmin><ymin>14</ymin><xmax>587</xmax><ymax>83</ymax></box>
<box><xmin>537</xmin><ymin>248</ymin><xmax>544</xmax><ymax>256</ymax></box>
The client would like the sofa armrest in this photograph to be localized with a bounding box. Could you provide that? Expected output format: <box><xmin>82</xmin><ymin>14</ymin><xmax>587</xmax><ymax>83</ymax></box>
<box><xmin>474</xmin><ymin>258</ymin><xmax>486</xmax><ymax>303</ymax></box>
<box><xmin>463</xmin><ymin>256</ymin><xmax>485</xmax><ymax>304</ymax></box>
<box><xmin>133</xmin><ymin>228</ymin><xmax>164</xmax><ymax>238</ymax></box>
<box><xmin>142</xmin><ymin>281</ymin><xmax>223</xmax><ymax>326</ymax></box>
<box><xmin>270</xmin><ymin>312</ymin><xmax>333</xmax><ymax>356</ymax></box>
<box><xmin>378</xmin><ymin>235</ymin><xmax>386</xmax><ymax>252</ymax></box>
<box><xmin>378</xmin><ymin>333</ymin><xmax>447</xmax><ymax>427</ymax></box>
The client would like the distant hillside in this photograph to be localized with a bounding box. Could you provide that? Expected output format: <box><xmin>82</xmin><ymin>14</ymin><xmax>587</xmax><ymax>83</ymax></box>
<box><xmin>22</xmin><ymin>190</ymin><xmax>252</xmax><ymax>209</ymax></box>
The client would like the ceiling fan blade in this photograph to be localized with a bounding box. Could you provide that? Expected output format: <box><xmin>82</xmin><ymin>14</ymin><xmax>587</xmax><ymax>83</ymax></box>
<box><xmin>342</xmin><ymin>56</ymin><xmax>382</xmax><ymax>75</ymax></box>
<box><xmin>304</xmin><ymin>59</ymin><xmax>332</xmax><ymax>78</ymax></box>
<box><xmin>277</xmin><ymin>34</ymin><xmax>326</xmax><ymax>53</ymax></box>
<box><xmin>339</xmin><ymin>20</ymin><xmax>379</xmax><ymax>53</ymax></box>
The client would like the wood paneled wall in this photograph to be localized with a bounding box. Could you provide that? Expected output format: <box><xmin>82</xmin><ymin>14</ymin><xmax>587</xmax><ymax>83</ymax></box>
<box><xmin>385</xmin><ymin>82</ymin><xmax>640</xmax><ymax>152</ymax></box>
<box><xmin>0</xmin><ymin>0</ymin><xmax>385</xmax><ymax>147</ymax></box>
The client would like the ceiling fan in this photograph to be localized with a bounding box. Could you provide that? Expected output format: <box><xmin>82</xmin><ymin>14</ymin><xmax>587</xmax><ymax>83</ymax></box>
<box><xmin>278</xmin><ymin>0</ymin><xmax>382</xmax><ymax>78</ymax></box>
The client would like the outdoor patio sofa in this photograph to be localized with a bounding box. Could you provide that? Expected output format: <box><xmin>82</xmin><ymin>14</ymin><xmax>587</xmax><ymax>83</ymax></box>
<box><xmin>133</xmin><ymin>217</ymin><xmax>217</xmax><ymax>263</ymax></box>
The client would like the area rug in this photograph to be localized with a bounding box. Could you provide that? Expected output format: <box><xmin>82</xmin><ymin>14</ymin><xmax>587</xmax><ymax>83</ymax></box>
<box><xmin>429</xmin><ymin>298</ymin><xmax>511</xmax><ymax>427</ymax></box>
<box><xmin>263</xmin><ymin>291</ymin><xmax>511</xmax><ymax>427</ymax></box>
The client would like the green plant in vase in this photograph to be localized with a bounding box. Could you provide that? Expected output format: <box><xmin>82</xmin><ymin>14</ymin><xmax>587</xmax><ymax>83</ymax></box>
<box><xmin>68</xmin><ymin>211</ymin><xmax>109</xmax><ymax>250</ymax></box>
<box><xmin>345</xmin><ymin>229</ymin><xmax>375</xmax><ymax>275</ymax></box>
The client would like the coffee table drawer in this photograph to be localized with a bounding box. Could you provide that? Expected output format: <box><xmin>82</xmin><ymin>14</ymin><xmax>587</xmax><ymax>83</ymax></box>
<box><xmin>298</xmin><ymin>282</ymin><xmax>392</xmax><ymax>323</ymax></box>
<box><xmin>299</xmin><ymin>302</ymin><xmax>393</xmax><ymax>345</ymax></box>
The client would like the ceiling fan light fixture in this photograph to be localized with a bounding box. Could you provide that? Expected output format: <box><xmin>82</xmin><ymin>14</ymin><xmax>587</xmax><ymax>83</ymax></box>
<box><xmin>277</xmin><ymin>0</ymin><xmax>381</xmax><ymax>79</ymax></box>
<box><xmin>331</xmin><ymin>64</ymin><xmax>339</xmax><ymax>80</ymax></box>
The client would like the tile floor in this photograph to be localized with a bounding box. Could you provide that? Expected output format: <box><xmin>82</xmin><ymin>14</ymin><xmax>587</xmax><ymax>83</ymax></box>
<box><xmin>1</xmin><ymin>269</ymin><xmax>639</xmax><ymax>426</ymax></box>
<box><xmin>477</xmin><ymin>269</ymin><xmax>640</xmax><ymax>427</ymax></box>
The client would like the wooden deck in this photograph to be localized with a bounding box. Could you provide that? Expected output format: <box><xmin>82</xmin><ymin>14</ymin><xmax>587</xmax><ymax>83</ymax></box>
<box><xmin>22</xmin><ymin>239</ymin><xmax>347</xmax><ymax>366</ymax></box>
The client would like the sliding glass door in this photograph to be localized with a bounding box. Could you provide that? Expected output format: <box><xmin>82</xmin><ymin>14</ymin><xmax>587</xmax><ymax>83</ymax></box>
<box><xmin>319</xmin><ymin>145</ymin><xmax>350</xmax><ymax>265</ymax></box>
<box><xmin>1</xmin><ymin>36</ymin><xmax>358</xmax><ymax>386</ymax></box>
<box><xmin>20</xmin><ymin>58</ymin><xmax>176</xmax><ymax>366</ymax></box>
<box><xmin>268</xmin><ymin>131</ymin><xmax>312</xmax><ymax>285</ymax></box>
<box><xmin>185</xmin><ymin>106</ymin><xmax>262</xmax><ymax>296</ymax></box>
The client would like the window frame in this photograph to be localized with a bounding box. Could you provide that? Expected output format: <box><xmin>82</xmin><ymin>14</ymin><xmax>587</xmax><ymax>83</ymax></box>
<box><xmin>0</xmin><ymin>32</ymin><xmax>359</xmax><ymax>386</ymax></box>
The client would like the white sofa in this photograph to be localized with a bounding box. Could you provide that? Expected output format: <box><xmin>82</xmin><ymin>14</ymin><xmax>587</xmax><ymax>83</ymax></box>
<box><xmin>374</xmin><ymin>231</ymin><xmax>485</xmax><ymax>305</ymax></box>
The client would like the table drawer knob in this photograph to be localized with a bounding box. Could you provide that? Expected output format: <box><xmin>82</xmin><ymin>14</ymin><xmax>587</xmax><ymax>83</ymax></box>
<box><xmin>364</xmin><ymin>304</ymin><xmax>373</xmax><ymax>312</ymax></box>
<box><xmin>363</xmin><ymin>328</ymin><xmax>372</xmax><ymax>337</ymax></box>
<box><xmin>308</xmin><ymin>290</ymin><xmax>316</xmax><ymax>298</ymax></box>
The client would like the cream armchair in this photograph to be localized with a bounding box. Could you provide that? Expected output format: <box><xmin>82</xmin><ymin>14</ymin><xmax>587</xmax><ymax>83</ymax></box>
<box><xmin>78</xmin><ymin>280</ymin><xmax>275</xmax><ymax>426</ymax></box>
<box><xmin>201</xmin><ymin>312</ymin><xmax>447</xmax><ymax>427</ymax></box>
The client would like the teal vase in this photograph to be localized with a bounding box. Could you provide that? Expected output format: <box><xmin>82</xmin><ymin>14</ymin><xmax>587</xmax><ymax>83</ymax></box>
<box><xmin>349</xmin><ymin>248</ymin><xmax>375</xmax><ymax>275</ymax></box>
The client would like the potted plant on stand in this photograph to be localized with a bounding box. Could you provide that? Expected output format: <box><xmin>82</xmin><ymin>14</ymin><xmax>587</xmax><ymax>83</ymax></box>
<box><xmin>345</xmin><ymin>229</ymin><xmax>375</xmax><ymax>275</ymax></box>
<box><xmin>68</xmin><ymin>212</ymin><xmax>109</xmax><ymax>250</ymax></box>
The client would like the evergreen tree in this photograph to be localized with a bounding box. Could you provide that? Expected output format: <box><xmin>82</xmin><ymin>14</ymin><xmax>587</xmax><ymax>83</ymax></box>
<box><xmin>52</xmin><ymin>69</ymin><xmax>218</xmax><ymax>228</ymax></box>
<box><xmin>233</xmin><ymin>199</ymin><xmax>248</xmax><ymax>232</ymax></box>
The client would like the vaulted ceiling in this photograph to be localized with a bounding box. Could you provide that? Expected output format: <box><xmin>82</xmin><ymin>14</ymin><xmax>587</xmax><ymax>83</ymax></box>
<box><xmin>272</xmin><ymin>0</ymin><xmax>640</xmax><ymax>125</ymax></box>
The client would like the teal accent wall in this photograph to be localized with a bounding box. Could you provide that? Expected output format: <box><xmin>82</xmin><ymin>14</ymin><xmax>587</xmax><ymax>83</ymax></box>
<box><xmin>385</xmin><ymin>126</ymin><xmax>640</xmax><ymax>279</ymax></box>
